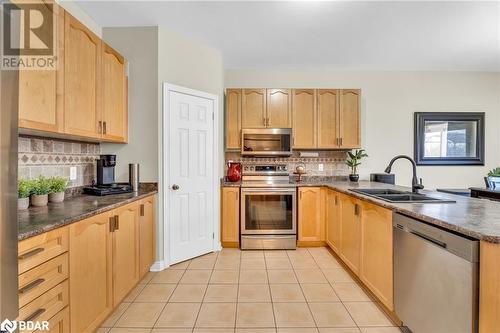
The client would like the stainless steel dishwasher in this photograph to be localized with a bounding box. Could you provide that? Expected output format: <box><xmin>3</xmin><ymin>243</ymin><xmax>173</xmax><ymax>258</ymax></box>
<box><xmin>393</xmin><ymin>213</ymin><xmax>479</xmax><ymax>333</ymax></box>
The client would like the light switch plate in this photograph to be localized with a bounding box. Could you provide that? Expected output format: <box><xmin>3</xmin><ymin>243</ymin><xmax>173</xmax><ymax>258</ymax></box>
<box><xmin>69</xmin><ymin>166</ymin><xmax>77</xmax><ymax>180</ymax></box>
<box><xmin>318</xmin><ymin>164</ymin><xmax>324</xmax><ymax>171</ymax></box>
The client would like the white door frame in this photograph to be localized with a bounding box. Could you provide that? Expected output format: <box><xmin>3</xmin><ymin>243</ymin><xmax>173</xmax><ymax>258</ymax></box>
<box><xmin>159</xmin><ymin>83</ymin><xmax>221</xmax><ymax>269</ymax></box>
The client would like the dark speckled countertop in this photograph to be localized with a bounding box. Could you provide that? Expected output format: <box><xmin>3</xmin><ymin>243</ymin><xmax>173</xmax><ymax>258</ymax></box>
<box><xmin>222</xmin><ymin>177</ymin><xmax>500</xmax><ymax>243</ymax></box>
<box><xmin>18</xmin><ymin>188</ymin><xmax>157</xmax><ymax>241</ymax></box>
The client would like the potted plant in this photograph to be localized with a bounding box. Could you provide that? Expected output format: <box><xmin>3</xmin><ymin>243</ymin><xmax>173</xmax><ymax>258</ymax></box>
<box><xmin>31</xmin><ymin>176</ymin><xmax>51</xmax><ymax>207</ymax></box>
<box><xmin>486</xmin><ymin>168</ymin><xmax>500</xmax><ymax>189</ymax></box>
<box><xmin>346</xmin><ymin>149</ymin><xmax>368</xmax><ymax>182</ymax></box>
<box><xmin>48</xmin><ymin>176</ymin><xmax>68</xmax><ymax>203</ymax></box>
<box><xmin>18</xmin><ymin>178</ymin><xmax>32</xmax><ymax>210</ymax></box>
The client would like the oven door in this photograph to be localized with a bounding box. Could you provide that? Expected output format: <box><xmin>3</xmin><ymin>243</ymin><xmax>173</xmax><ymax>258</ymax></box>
<box><xmin>241</xmin><ymin>187</ymin><xmax>296</xmax><ymax>235</ymax></box>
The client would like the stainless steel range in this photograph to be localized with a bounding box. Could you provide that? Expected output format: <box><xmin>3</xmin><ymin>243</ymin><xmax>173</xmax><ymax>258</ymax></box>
<box><xmin>240</xmin><ymin>164</ymin><xmax>297</xmax><ymax>250</ymax></box>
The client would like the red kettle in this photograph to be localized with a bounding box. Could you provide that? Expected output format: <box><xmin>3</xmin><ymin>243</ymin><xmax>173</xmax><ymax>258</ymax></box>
<box><xmin>226</xmin><ymin>161</ymin><xmax>242</xmax><ymax>182</ymax></box>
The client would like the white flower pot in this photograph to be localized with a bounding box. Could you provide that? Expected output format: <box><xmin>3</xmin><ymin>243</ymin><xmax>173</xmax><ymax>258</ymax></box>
<box><xmin>49</xmin><ymin>191</ymin><xmax>65</xmax><ymax>203</ymax></box>
<box><xmin>18</xmin><ymin>197</ymin><xmax>29</xmax><ymax>210</ymax></box>
<box><xmin>31</xmin><ymin>194</ymin><xmax>48</xmax><ymax>207</ymax></box>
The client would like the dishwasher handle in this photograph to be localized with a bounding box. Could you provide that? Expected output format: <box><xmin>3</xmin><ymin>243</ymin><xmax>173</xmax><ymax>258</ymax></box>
<box><xmin>409</xmin><ymin>230</ymin><xmax>447</xmax><ymax>249</ymax></box>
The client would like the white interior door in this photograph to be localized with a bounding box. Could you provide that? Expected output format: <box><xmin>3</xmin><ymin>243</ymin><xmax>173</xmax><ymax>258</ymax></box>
<box><xmin>168</xmin><ymin>89</ymin><xmax>215</xmax><ymax>264</ymax></box>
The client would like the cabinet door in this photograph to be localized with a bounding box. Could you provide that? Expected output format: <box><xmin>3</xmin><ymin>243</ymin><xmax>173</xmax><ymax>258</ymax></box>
<box><xmin>339</xmin><ymin>89</ymin><xmax>361</xmax><ymax>148</ymax></box>
<box><xmin>113</xmin><ymin>202</ymin><xmax>140</xmax><ymax>306</ymax></box>
<box><xmin>267</xmin><ymin>89</ymin><xmax>291</xmax><ymax>128</ymax></box>
<box><xmin>225</xmin><ymin>89</ymin><xmax>241</xmax><ymax>150</ymax></box>
<box><xmin>242</xmin><ymin>89</ymin><xmax>266</xmax><ymax>128</ymax></box>
<box><xmin>326</xmin><ymin>189</ymin><xmax>341</xmax><ymax>254</ymax></box>
<box><xmin>298</xmin><ymin>187</ymin><xmax>323</xmax><ymax>242</ymax></box>
<box><xmin>64</xmin><ymin>12</ymin><xmax>102</xmax><ymax>139</ymax></box>
<box><xmin>139</xmin><ymin>196</ymin><xmax>155</xmax><ymax>278</ymax></box>
<box><xmin>221</xmin><ymin>187</ymin><xmax>240</xmax><ymax>247</ymax></box>
<box><xmin>102</xmin><ymin>43</ymin><xmax>128</xmax><ymax>142</ymax></box>
<box><xmin>317</xmin><ymin>89</ymin><xmax>339</xmax><ymax>148</ymax></box>
<box><xmin>18</xmin><ymin>4</ymin><xmax>64</xmax><ymax>133</ymax></box>
<box><xmin>69</xmin><ymin>212</ymin><xmax>113</xmax><ymax>333</ymax></box>
<box><xmin>45</xmin><ymin>306</ymin><xmax>70</xmax><ymax>333</ymax></box>
<box><xmin>339</xmin><ymin>194</ymin><xmax>361</xmax><ymax>275</ymax></box>
<box><xmin>292</xmin><ymin>89</ymin><xmax>316</xmax><ymax>148</ymax></box>
<box><xmin>360</xmin><ymin>201</ymin><xmax>393</xmax><ymax>310</ymax></box>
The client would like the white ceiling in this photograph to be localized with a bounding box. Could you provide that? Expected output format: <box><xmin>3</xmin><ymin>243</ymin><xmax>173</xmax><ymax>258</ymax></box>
<box><xmin>74</xmin><ymin>1</ymin><xmax>500</xmax><ymax>71</ymax></box>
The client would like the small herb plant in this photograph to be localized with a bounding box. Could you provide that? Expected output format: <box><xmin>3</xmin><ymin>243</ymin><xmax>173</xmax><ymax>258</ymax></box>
<box><xmin>32</xmin><ymin>176</ymin><xmax>51</xmax><ymax>196</ymax></box>
<box><xmin>49</xmin><ymin>176</ymin><xmax>68</xmax><ymax>193</ymax></box>
<box><xmin>346</xmin><ymin>149</ymin><xmax>368</xmax><ymax>175</ymax></box>
<box><xmin>488</xmin><ymin>168</ymin><xmax>500</xmax><ymax>177</ymax></box>
<box><xmin>18</xmin><ymin>178</ymin><xmax>32</xmax><ymax>198</ymax></box>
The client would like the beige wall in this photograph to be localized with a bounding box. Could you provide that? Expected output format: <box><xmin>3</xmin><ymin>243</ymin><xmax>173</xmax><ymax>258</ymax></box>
<box><xmin>58</xmin><ymin>0</ymin><xmax>102</xmax><ymax>37</ymax></box>
<box><xmin>225</xmin><ymin>70</ymin><xmax>500</xmax><ymax>189</ymax></box>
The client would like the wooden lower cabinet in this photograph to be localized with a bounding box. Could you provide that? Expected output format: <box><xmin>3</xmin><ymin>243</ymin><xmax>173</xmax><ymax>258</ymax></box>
<box><xmin>45</xmin><ymin>306</ymin><xmax>70</xmax><ymax>333</ymax></box>
<box><xmin>298</xmin><ymin>187</ymin><xmax>325</xmax><ymax>243</ymax></box>
<box><xmin>359</xmin><ymin>201</ymin><xmax>394</xmax><ymax>310</ymax></box>
<box><xmin>139</xmin><ymin>196</ymin><xmax>156</xmax><ymax>277</ymax></box>
<box><xmin>221</xmin><ymin>187</ymin><xmax>240</xmax><ymax>247</ymax></box>
<box><xmin>338</xmin><ymin>194</ymin><xmax>361</xmax><ymax>275</ymax></box>
<box><xmin>479</xmin><ymin>241</ymin><xmax>500</xmax><ymax>333</ymax></box>
<box><xmin>325</xmin><ymin>189</ymin><xmax>341</xmax><ymax>253</ymax></box>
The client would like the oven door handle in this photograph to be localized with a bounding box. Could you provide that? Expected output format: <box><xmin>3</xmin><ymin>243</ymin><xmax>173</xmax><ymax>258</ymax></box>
<box><xmin>241</xmin><ymin>188</ymin><xmax>296</xmax><ymax>194</ymax></box>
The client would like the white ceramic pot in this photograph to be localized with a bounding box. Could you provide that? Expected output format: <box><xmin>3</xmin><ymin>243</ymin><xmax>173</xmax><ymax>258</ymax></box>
<box><xmin>49</xmin><ymin>191</ymin><xmax>65</xmax><ymax>203</ymax></box>
<box><xmin>31</xmin><ymin>194</ymin><xmax>48</xmax><ymax>207</ymax></box>
<box><xmin>18</xmin><ymin>197</ymin><xmax>29</xmax><ymax>210</ymax></box>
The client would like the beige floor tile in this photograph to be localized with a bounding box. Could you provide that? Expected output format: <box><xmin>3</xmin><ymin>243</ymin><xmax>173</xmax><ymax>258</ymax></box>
<box><xmin>196</xmin><ymin>303</ymin><xmax>237</xmax><ymax>328</ymax></box>
<box><xmin>300</xmin><ymin>284</ymin><xmax>340</xmax><ymax>302</ymax></box>
<box><xmin>204</xmin><ymin>284</ymin><xmax>238</xmax><ymax>302</ymax></box>
<box><xmin>194</xmin><ymin>329</ymin><xmax>235</xmax><ymax>333</ymax></box>
<box><xmin>169</xmin><ymin>261</ymin><xmax>190</xmax><ymax>270</ymax></box>
<box><xmin>267</xmin><ymin>270</ymin><xmax>298</xmax><ymax>284</ymax></box>
<box><xmin>241</xmin><ymin>251</ymin><xmax>264</xmax><ymax>258</ymax></box>
<box><xmin>238</xmin><ymin>284</ymin><xmax>271</xmax><ymax>302</ymax></box>
<box><xmin>101</xmin><ymin>302</ymin><xmax>131</xmax><ymax>327</ymax></box>
<box><xmin>140</xmin><ymin>272</ymin><xmax>157</xmax><ymax>284</ymax></box>
<box><xmin>236</xmin><ymin>303</ymin><xmax>275</xmax><ymax>328</ymax></box>
<box><xmin>359</xmin><ymin>328</ymin><xmax>402</xmax><ymax>333</ymax></box>
<box><xmin>151</xmin><ymin>270</ymin><xmax>184</xmax><ymax>284</ymax></box>
<box><xmin>308</xmin><ymin>247</ymin><xmax>332</xmax><ymax>256</ymax></box>
<box><xmin>331</xmin><ymin>283</ymin><xmax>371</xmax><ymax>302</ymax></box>
<box><xmin>264</xmin><ymin>250</ymin><xmax>288</xmax><ymax>258</ymax></box>
<box><xmin>135</xmin><ymin>284</ymin><xmax>176</xmax><ymax>302</ymax></box>
<box><xmin>290</xmin><ymin>258</ymin><xmax>318</xmax><ymax>269</ymax></box>
<box><xmin>309</xmin><ymin>303</ymin><xmax>356</xmax><ymax>327</ymax></box>
<box><xmin>180</xmin><ymin>270</ymin><xmax>212</xmax><ymax>284</ymax></box>
<box><xmin>155</xmin><ymin>303</ymin><xmax>201</xmax><ymax>328</ymax></box>
<box><xmin>109</xmin><ymin>329</ymin><xmax>152</xmax><ymax>333</ymax></box>
<box><xmin>210</xmin><ymin>270</ymin><xmax>239</xmax><ymax>284</ymax></box>
<box><xmin>277</xmin><ymin>329</ymin><xmax>318</xmax><ymax>333</ymax></box>
<box><xmin>344</xmin><ymin>302</ymin><xmax>393</xmax><ymax>327</ymax></box>
<box><xmin>169</xmin><ymin>284</ymin><xmax>207</xmax><ymax>302</ymax></box>
<box><xmin>215</xmin><ymin>257</ymin><xmax>241</xmax><ymax>270</ymax></box>
<box><xmin>188</xmin><ymin>258</ymin><xmax>216</xmax><ymax>269</ymax></box>
<box><xmin>236</xmin><ymin>329</ymin><xmax>276</xmax><ymax>333</ymax></box>
<box><xmin>315</xmin><ymin>258</ymin><xmax>341</xmax><ymax>269</ymax></box>
<box><xmin>294</xmin><ymin>269</ymin><xmax>327</xmax><ymax>284</ymax></box>
<box><xmin>318</xmin><ymin>328</ymin><xmax>361</xmax><ymax>333</ymax></box>
<box><xmin>322</xmin><ymin>268</ymin><xmax>355</xmax><ymax>283</ymax></box>
<box><xmin>116</xmin><ymin>302</ymin><xmax>165</xmax><ymax>328</ymax></box>
<box><xmin>123</xmin><ymin>284</ymin><xmax>146</xmax><ymax>302</ymax></box>
<box><xmin>273</xmin><ymin>303</ymin><xmax>315</xmax><ymax>327</ymax></box>
<box><xmin>239</xmin><ymin>270</ymin><xmax>268</xmax><ymax>284</ymax></box>
<box><xmin>270</xmin><ymin>284</ymin><xmax>305</xmax><ymax>302</ymax></box>
<box><xmin>218</xmin><ymin>248</ymin><xmax>241</xmax><ymax>257</ymax></box>
<box><xmin>96</xmin><ymin>328</ymin><xmax>110</xmax><ymax>333</ymax></box>
<box><xmin>152</xmin><ymin>329</ymin><xmax>192</xmax><ymax>333</ymax></box>
<box><xmin>241</xmin><ymin>258</ymin><xmax>266</xmax><ymax>269</ymax></box>
<box><xmin>265</xmin><ymin>258</ymin><xmax>292</xmax><ymax>269</ymax></box>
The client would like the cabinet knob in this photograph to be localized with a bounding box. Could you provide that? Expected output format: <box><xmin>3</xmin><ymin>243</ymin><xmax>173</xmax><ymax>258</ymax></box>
<box><xmin>172</xmin><ymin>184</ymin><xmax>180</xmax><ymax>190</ymax></box>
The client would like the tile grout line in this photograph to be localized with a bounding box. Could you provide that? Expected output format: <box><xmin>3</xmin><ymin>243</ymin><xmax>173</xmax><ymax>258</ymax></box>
<box><xmin>191</xmin><ymin>252</ymin><xmax>218</xmax><ymax>331</ymax></box>
<box><xmin>265</xmin><ymin>251</ymin><xmax>278</xmax><ymax>331</ymax></box>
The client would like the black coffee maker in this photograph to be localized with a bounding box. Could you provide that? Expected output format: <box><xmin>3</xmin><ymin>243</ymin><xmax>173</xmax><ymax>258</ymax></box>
<box><xmin>84</xmin><ymin>155</ymin><xmax>133</xmax><ymax>196</ymax></box>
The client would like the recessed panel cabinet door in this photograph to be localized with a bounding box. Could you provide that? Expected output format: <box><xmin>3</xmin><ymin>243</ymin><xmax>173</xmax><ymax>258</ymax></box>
<box><xmin>326</xmin><ymin>189</ymin><xmax>341</xmax><ymax>253</ymax></box>
<box><xmin>339</xmin><ymin>89</ymin><xmax>361</xmax><ymax>148</ymax></box>
<box><xmin>69</xmin><ymin>212</ymin><xmax>113</xmax><ymax>333</ymax></box>
<box><xmin>339</xmin><ymin>194</ymin><xmax>361</xmax><ymax>275</ymax></box>
<box><xmin>221</xmin><ymin>187</ymin><xmax>240</xmax><ymax>246</ymax></box>
<box><xmin>102</xmin><ymin>43</ymin><xmax>128</xmax><ymax>142</ymax></box>
<box><xmin>242</xmin><ymin>89</ymin><xmax>266</xmax><ymax>128</ymax></box>
<box><xmin>267</xmin><ymin>89</ymin><xmax>291</xmax><ymax>128</ymax></box>
<box><xmin>298</xmin><ymin>187</ymin><xmax>323</xmax><ymax>242</ymax></box>
<box><xmin>292</xmin><ymin>89</ymin><xmax>316</xmax><ymax>148</ymax></box>
<box><xmin>317</xmin><ymin>89</ymin><xmax>339</xmax><ymax>148</ymax></box>
<box><xmin>225</xmin><ymin>89</ymin><xmax>241</xmax><ymax>150</ymax></box>
<box><xmin>64</xmin><ymin>12</ymin><xmax>102</xmax><ymax>139</ymax></box>
<box><xmin>139</xmin><ymin>196</ymin><xmax>155</xmax><ymax>278</ymax></box>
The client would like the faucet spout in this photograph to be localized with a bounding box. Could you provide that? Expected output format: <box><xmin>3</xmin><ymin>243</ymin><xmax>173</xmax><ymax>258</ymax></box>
<box><xmin>384</xmin><ymin>155</ymin><xmax>424</xmax><ymax>193</ymax></box>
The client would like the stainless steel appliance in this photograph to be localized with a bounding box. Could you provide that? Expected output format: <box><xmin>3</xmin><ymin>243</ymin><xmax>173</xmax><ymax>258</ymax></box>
<box><xmin>241</xmin><ymin>128</ymin><xmax>292</xmax><ymax>156</ymax></box>
<box><xmin>84</xmin><ymin>155</ymin><xmax>133</xmax><ymax>196</ymax></box>
<box><xmin>0</xmin><ymin>44</ymin><xmax>20</xmax><ymax>318</ymax></box>
<box><xmin>394</xmin><ymin>213</ymin><xmax>479</xmax><ymax>333</ymax></box>
<box><xmin>129</xmin><ymin>163</ymin><xmax>140</xmax><ymax>192</ymax></box>
<box><xmin>240</xmin><ymin>164</ymin><xmax>296</xmax><ymax>249</ymax></box>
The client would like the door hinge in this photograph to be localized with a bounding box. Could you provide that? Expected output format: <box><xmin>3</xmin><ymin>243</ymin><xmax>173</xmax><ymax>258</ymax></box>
<box><xmin>212</xmin><ymin>232</ymin><xmax>215</xmax><ymax>239</ymax></box>
<box><xmin>212</xmin><ymin>112</ymin><xmax>214</xmax><ymax>120</ymax></box>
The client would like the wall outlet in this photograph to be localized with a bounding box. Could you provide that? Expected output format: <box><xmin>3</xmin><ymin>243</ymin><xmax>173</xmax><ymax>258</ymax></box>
<box><xmin>69</xmin><ymin>166</ymin><xmax>77</xmax><ymax>180</ymax></box>
<box><xmin>318</xmin><ymin>164</ymin><xmax>324</xmax><ymax>171</ymax></box>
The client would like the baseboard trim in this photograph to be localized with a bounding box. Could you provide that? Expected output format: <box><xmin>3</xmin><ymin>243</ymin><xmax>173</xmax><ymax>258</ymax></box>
<box><xmin>221</xmin><ymin>241</ymin><xmax>240</xmax><ymax>248</ymax></box>
<box><xmin>297</xmin><ymin>241</ymin><xmax>326</xmax><ymax>247</ymax></box>
<box><xmin>150</xmin><ymin>260</ymin><xmax>168</xmax><ymax>272</ymax></box>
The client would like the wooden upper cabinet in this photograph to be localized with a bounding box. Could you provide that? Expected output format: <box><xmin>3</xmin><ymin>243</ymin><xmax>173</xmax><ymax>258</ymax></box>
<box><xmin>339</xmin><ymin>194</ymin><xmax>361</xmax><ymax>275</ymax></box>
<box><xmin>326</xmin><ymin>189</ymin><xmax>341</xmax><ymax>254</ymax></box>
<box><xmin>64</xmin><ymin>12</ymin><xmax>102</xmax><ymax>139</ymax></box>
<box><xmin>242</xmin><ymin>89</ymin><xmax>266</xmax><ymax>128</ymax></box>
<box><xmin>317</xmin><ymin>89</ymin><xmax>339</xmax><ymax>148</ymax></box>
<box><xmin>221</xmin><ymin>187</ymin><xmax>240</xmax><ymax>247</ymax></box>
<box><xmin>292</xmin><ymin>89</ymin><xmax>316</xmax><ymax>148</ymax></box>
<box><xmin>225</xmin><ymin>89</ymin><xmax>242</xmax><ymax>150</ymax></box>
<box><xmin>339</xmin><ymin>89</ymin><xmax>361</xmax><ymax>148</ymax></box>
<box><xmin>18</xmin><ymin>3</ymin><xmax>64</xmax><ymax>133</ymax></box>
<box><xmin>298</xmin><ymin>187</ymin><xmax>324</xmax><ymax>242</ymax></box>
<box><xmin>267</xmin><ymin>89</ymin><xmax>291</xmax><ymax>128</ymax></box>
<box><xmin>102</xmin><ymin>43</ymin><xmax>128</xmax><ymax>143</ymax></box>
<box><xmin>139</xmin><ymin>196</ymin><xmax>155</xmax><ymax>278</ymax></box>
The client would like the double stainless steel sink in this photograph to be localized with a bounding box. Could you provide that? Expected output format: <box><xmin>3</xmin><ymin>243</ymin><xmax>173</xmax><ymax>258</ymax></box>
<box><xmin>349</xmin><ymin>188</ymin><xmax>456</xmax><ymax>203</ymax></box>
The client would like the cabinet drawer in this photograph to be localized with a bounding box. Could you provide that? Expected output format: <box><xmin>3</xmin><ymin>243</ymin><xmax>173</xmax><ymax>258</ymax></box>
<box><xmin>42</xmin><ymin>306</ymin><xmax>70</xmax><ymax>333</ymax></box>
<box><xmin>19</xmin><ymin>254</ymin><xmax>68</xmax><ymax>308</ymax></box>
<box><xmin>18</xmin><ymin>280</ymin><xmax>69</xmax><ymax>333</ymax></box>
<box><xmin>19</xmin><ymin>227</ymin><xmax>68</xmax><ymax>275</ymax></box>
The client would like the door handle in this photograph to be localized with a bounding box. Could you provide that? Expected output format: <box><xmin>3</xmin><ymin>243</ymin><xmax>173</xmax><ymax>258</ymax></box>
<box><xmin>172</xmin><ymin>184</ymin><xmax>180</xmax><ymax>190</ymax></box>
<box><xmin>140</xmin><ymin>204</ymin><xmax>145</xmax><ymax>216</ymax></box>
<box><xmin>103</xmin><ymin>121</ymin><xmax>107</xmax><ymax>134</ymax></box>
<box><xmin>340</xmin><ymin>137</ymin><xmax>343</xmax><ymax>146</ymax></box>
<box><xmin>98</xmin><ymin>121</ymin><xmax>103</xmax><ymax>134</ymax></box>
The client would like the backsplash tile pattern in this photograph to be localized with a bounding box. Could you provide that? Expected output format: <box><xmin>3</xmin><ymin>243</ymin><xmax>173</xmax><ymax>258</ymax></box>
<box><xmin>18</xmin><ymin>136</ymin><xmax>100</xmax><ymax>188</ymax></box>
<box><xmin>225</xmin><ymin>150</ymin><xmax>350</xmax><ymax>176</ymax></box>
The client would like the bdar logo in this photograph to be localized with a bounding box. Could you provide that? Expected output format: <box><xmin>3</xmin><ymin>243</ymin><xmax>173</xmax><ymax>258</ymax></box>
<box><xmin>0</xmin><ymin>318</ymin><xmax>17</xmax><ymax>333</ymax></box>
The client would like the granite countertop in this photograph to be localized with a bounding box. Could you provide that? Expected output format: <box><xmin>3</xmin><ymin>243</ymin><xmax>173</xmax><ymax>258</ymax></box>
<box><xmin>222</xmin><ymin>177</ymin><xmax>500</xmax><ymax>243</ymax></box>
<box><xmin>18</xmin><ymin>188</ymin><xmax>157</xmax><ymax>241</ymax></box>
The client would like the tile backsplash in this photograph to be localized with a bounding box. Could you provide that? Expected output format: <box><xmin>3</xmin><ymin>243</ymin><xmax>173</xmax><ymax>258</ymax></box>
<box><xmin>225</xmin><ymin>150</ymin><xmax>350</xmax><ymax>176</ymax></box>
<box><xmin>18</xmin><ymin>135</ymin><xmax>100</xmax><ymax>188</ymax></box>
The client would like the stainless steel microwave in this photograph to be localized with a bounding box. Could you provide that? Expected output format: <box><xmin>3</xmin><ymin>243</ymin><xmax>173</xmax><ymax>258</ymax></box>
<box><xmin>241</xmin><ymin>128</ymin><xmax>292</xmax><ymax>156</ymax></box>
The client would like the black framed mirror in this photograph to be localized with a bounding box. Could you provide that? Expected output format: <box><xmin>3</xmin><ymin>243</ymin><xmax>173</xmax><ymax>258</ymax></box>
<box><xmin>414</xmin><ymin>112</ymin><xmax>485</xmax><ymax>165</ymax></box>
